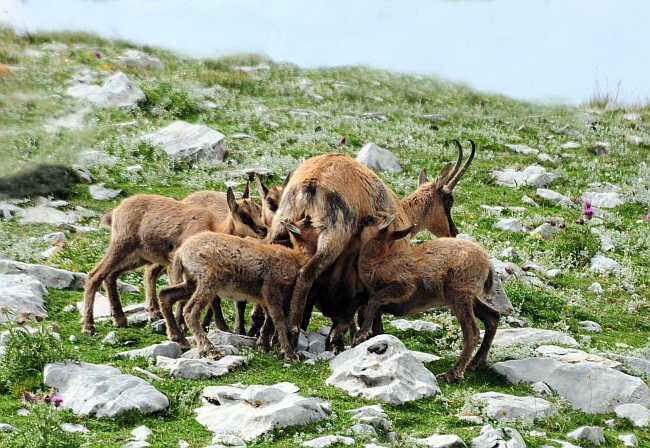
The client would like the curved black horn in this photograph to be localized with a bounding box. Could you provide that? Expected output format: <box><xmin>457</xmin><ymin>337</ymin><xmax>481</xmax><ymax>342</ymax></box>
<box><xmin>446</xmin><ymin>140</ymin><xmax>464</xmax><ymax>183</ymax></box>
<box><xmin>445</xmin><ymin>139</ymin><xmax>475</xmax><ymax>191</ymax></box>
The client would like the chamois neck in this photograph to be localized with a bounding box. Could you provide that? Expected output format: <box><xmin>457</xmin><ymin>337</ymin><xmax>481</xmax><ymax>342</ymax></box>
<box><xmin>400</xmin><ymin>186</ymin><xmax>432</xmax><ymax>235</ymax></box>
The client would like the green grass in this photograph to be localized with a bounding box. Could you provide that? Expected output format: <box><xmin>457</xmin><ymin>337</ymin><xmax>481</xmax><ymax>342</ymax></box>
<box><xmin>1</xmin><ymin>29</ymin><xmax>649</xmax><ymax>447</ymax></box>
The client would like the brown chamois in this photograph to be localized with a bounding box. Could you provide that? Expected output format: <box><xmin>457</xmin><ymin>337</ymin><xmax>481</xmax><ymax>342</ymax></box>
<box><xmin>255</xmin><ymin>172</ymin><xmax>291</xmax><ymax>227</ymax></box>
<box><xmin>81</xmin><ymin>188</ymin><xmax>266</xmax><ymax>335</ymax></box>
<box><xmin>266</xmin><ymin>140</ymin><xmax>475</xmax><ymax>350</ymax></box>
<box><xmin>159</xmin><ymin>217</ymin><xmax>319</xmax><ymax>361</ymax></box>
<box><xmin>355</xmin><ymin>214</ymin><xmax>499</xmax><ymax>383</ymax></box>
<box><xmin>145</xmin><ymin>182</ymin><xmax>268</xmax><ymax>335</ymax></box>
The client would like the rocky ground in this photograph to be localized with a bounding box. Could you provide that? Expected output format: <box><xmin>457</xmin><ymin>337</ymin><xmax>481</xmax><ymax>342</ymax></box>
<box><xmin>0</xmin><ymin>29</ymin><xmax>649</xmax><ymax>447</ymax></box>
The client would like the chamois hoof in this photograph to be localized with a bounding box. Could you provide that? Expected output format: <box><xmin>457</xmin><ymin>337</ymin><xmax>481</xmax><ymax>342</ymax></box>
<box><xmin>113</xmin><ymin>316</ymin><xmax>128</xmax><ymax>328</ymax></box>
<box><xmin>200</xmin><ymin>346</ymin><xmax>225</xmax><ymax>360</ymax></box>
<box><xmin>147</xmin><ymin>311</ymin><xmax>164</xmax><ymax>322</ymax></box>
<box><xmin>283</xmin><ymin>351</ymin><xmax>300</xmax><ymax>363</ymax></box>
<box><xmin>466</xmin><ymin>358</ymin><xmax>486</xmax><ymax>372</ymax></box>
<box><xmin>436</xmin><ymin>371</ymin><xmax>462</xmax><ymax>384</ymax></box>
<box><xmin>351</xmin><ymin>331</ymin><xmax>370</xmax><ymax>347</ymax></box>
<box><xmin>82</xmin><ymin>324</ymin><xmax>97</xmax><ymax>335</ymax></box>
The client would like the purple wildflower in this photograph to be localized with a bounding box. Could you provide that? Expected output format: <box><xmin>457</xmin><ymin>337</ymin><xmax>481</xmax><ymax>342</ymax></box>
<box><xmin>93</xmin><ymin>51</ymin><xmax>102</xmax><ymax>59</ymax></box>
<box><xmin>646</xmin><ymin>212</ymin><xmax>650</xmax><ymax>220</ymax></box>
<box><xmin>584</xmin><ymin>201</ymin><xmax>592</xmax><ymax>209</ymax></box>
<box><xmin>52</xmin><ymin>393</ymin><xmax>63</xmax><ymax>407</ymax></box>
<box><xmin>339</xmin><ymin>136</ymin><xmax>347</xmax><ymax>145</ymax></box>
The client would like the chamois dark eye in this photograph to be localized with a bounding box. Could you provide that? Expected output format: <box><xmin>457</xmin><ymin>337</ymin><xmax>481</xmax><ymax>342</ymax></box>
<box><xmin>267</xmin><ymin>199</ymin><xmax>278</xmax><ymax>212</ymax></box>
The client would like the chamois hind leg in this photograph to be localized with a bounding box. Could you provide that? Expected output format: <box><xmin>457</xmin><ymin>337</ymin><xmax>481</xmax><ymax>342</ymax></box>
<box><xmin>247</xmin><ymin>303</ymin><xmax>266</xmax><ymax>337</ymax></box>
<box><xmin>83</xmin><ymin>249</ymin><xmax>145</xmax><ymax>334</ymax></box>
<box><xmin>264</xmin><ymin>297</ymin><xmax>299</xmax><ymax>363</ymax></box>
<box><xmin>234</xmin><ymin>301</ymin><xmax>247</xmax><ymax>335</ymax></box>
<box><xmin>183</xmin><ymin>280</ymin><xmax>224</xmax><ymax>360</ymax></box>
<box><xmin>143</xmin><ymin>263</ymin><xmax>166</xmax><ymax>321</ymax></box>
<box><xmin>466</xmin><ymin>298</ymin><xmax>500</xmax><ymax>371</ymax></box>
<box><xmin>201</xmin><ymin>297</ymin><xmax>233</xmax><ymax>333</ymax></box>
<box><xmin>437</xmin><ymin>292</ymin><xmax>480</xmax><ymax>383</ymax></box>
<box><xmin>257</xmin><ymin>305</ymin><xmax>274</xmax><ymax>353</ymax></box>
<box><xmin>159</xmin><ymin>282</ymin><xmax>194</xmax><ymax>351</ymax></box>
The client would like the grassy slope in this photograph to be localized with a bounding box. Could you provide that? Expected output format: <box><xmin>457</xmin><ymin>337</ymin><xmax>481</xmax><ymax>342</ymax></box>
<box><xmin>0</xmin><ymin>30</ymin><xmax>649</xmax><ymax>447</ymax></box>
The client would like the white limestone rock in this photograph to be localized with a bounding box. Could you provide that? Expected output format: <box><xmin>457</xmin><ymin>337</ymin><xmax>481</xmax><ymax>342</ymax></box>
<box><xmin>590</xmin><ymin>252</ymin><xmax>623</xmax><ymax>273</ymax></box>
<box><xmin>615</xmin><ymin>403</ymin><xmax>650</xmax><ymax>427</ymax></box>
<box><xmin>492</xmin><ymin>166</ymin><xmax>556</xmax><ymax>188</ymax></box>
<box><xmin>489</xmin><ymin>328</ymin><xmax>579</xmax><ymax>348</ymax></box>
<box><xmin>356</xmin><ymin>142</ymin><xmax>402</xmax><ymax>173</ymax></box>
<box><xmin>530</xmin><ymin>222</ymin><xmax>559</xmax><ymax>240</ymax></box>
<box><xmin>66</xmin><ymin>72</ymin><xmax>146</xmax><ymax>108</ymax></box>
<box><xmin>492</xmin><ymin>358</ymin><xmax>650</xmax><ymax>414</ymax></box>
<box><xmin>492</xmin><ymin>218</ymin><xmax>525</xmax><ymax>232</ymax></box>
<box><xmin>0</xmin><ymin>274</ymin><xmax>48</xmax><ymax>322</ymax></box>
<box><xmin>505</xmin><ymin>144</ymin><xmax>539</xmax><ymax>155</ymax></box>
<box><xmin>119</xmin><ymin>341</ymin><xmax>184</xmax><ymax>360</ymax></box>
<box><xmin>615</xmin><ymin>356</ymin><xmax>650</xmax><ymax>375</ymax></box>
<box><xmin>0</xmin><ymin>259</ymin><xmax>78</xmax><ymax>289</ymax></box>
<box><xmin>390</xmin><ymin>319</ymin><xmax>442</xmax><ymax>332</ymax></box>
<box><xmin>577</xmin><ymin>321</ymin><xmax>603</xmax><ymax>333</ymax></box>
<box><xmin>117</xmin><ymin>50</ymin><xmax>164</xmax><ymax>70</ymax></box>
<box><xmin>536</xmin><ymin>188</ymin><xmax>572</xmax><ymax>205</ymax></box>
<box><xmin>196</xmin><ymin>382</ymin><xmax>331</xmax><ymax>441</ymax></box>
<box><xmin>155</xmin><ymin>355</ymin><xmax>246</xmax><ymax>379</ymax></box>
<box><xmin>44</xmin><ymin>361</ymin><xmax>169</xmax><ymax>417</ymax></box>
<box><xmin>533</xmin><ymin>345</ymin><xmax>620</xmax><ymax>369</ymax></box>
<box><xmin>588</xmin><ymin>282</ymin><xmax>605</xmax><ymax>294</ymax></box>
<box><xmin>60</xmin><ymin>423</ymin><xmax>89</xmax><ymax>433</ymax></box>
<box><xmin>302</xmin><ymin>435</ymin><xmax>355</xmax><ymax>447</ymax></box>
<box><xmin>581</xmin><ymin>192</ymin><xmax>626</xmax><ymax>208</ymax></box>
<box><xmin>207</xmin><ymin>329</ymin><xmax>257</xmax><ymax>349</ymax></box>
<box><xmin>325</xmin><ymin>334</ymin><xmax>441</xmax><ymax>404</ymax></box>
<box><xmin>567</xmin><ymin>426</ymin><xmax>605</xmax><ymax>446</ymax></box>
<box><xmin>619</xmin><ymin>434</ymin><xmax>639</xmax><ymax>446</ymax></box>
<box><xmin>413</xmin><ymin>434</ymin><xmax>468</xmax><ymax>448</ymax></box>
<box><xmin>19</xmin><ymin>206</ymin><xmax>76</xmax><ymax>225</ymax></box>
<box><xmin>89</xmin><ymin>183</ymin><xmax>122</xmax><ymax>201</ymax></box>
<box><xmin>469</xmin><ymin>391</ymin><xmax>552</xmax><ymax>422</ymax></box>
<box><xmin>470</xmin><ymin>425</ymin><xmax>525</xmax><ymax>448</ymax></box>
<box><xmin>142</xmin><ymin>121</ymin><xmax>227</xmax><ymax>163</ymax></box>
<box><xmin>78</xmin><ymin>150</ymin><xmax>117</xmax><ymax>166</ymax></box>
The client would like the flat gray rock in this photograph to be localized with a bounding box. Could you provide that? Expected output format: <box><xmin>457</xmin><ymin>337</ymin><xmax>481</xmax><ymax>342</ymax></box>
<box><xmin>489</xmin><ymin>328</ymin><xmax>579</xmax><ymax>347</ymax></box>
<box><xmin>156</xmin><ymin>355</ymin><xmax>245</xmax><ymax>379</ymax></box>
<box><xmin>117</xmin><ymin>50</ymin><xmax>164</xmax><ymax>70</ymax></box>
<box><xmin>44</xmin><ymin>361</ymin><xmax>169</xmax><ymax>417</ymax></box>
<box><xmin>590</xmin><ymin>252</ymin><xmax>623</xmax><ymax>273</ymax></box>
<box><xmin>77</xmin><ymin>297</ymin><xmax>143</xmax><ymax>321</ymax></box>
<box><xmin>302</xmin><ymin>435</ymin><xmax>355</xmax><ymax>447</ymax></box>
<box><xmin>615</xmin><ymin>403</ymin><xmax>650</xmax><ymax>427</ymax></box>
<box><xmin>390</xmin><ymin>319</ymin><xmax>442</xmax><ymax>332</ymax></box>
<box><xmin>119</xmin><ymin>341</ymin><xmax>184</xmax><ymax>359</ymax></box>
<box><xmin>470</xmin><ymin>392</ymin><xmax>552</xmax><ymax>422</ymax></box>
<box><xmin>19</xmin><ymin>206</ymin><xmax>76</xmax><ymax>225</ymax></box>
<box><xmin>325</xmin><ymin>334</ymin><xmax>441</xmax><ymax>404</ymax></box>
<box><xmin>492</xmin><ymin>358</ymin><xmax>650</xmax><ymax>414</ymax></box>
<box><xmin>78</xmin><ymin>150</ymin><xmax>117</xmax><ymax>166</ymax></box>
<box><xmin>196</xmin><ymin>382</ymin><xmax>331</xmax><ymax>441</ymax></box>
<box><xmin>615</xmin><ymin>356</ymin><xmax>650</xmax><ymax>375</ymax></box>
<box><xmin>492</xmin><ymin>218</ymin><xmax>525</xmax><ymax>232</ymax></box>
<box><xmin>567</xmin><ymin>426</ymin><xmax>605</xmax><ymax>446</ymax></box>
<box><xmin>485</xmin><ymin>273</ymin><xmax>514</xmax><ymax>315</ymax></box>
<box><xmin>207</xmin><ymin>329</ymin><xmax>257</xmax><ymax>349</ymax></box>
<box><xmin>89</xmin><ymin>183</ymin><xmax>122</xmax><ymax>201</ymax></box>
<box><xmin>492</xmin><ymin>166</ymin><xmax>556</xmax><ymax>188</ymax></box>
<box><xmin>0</xmin><ymin>259</ymin><xmax>77</xmax><ymax>289</ymax></box>
<box><xmin>470</xmin><ymin>425</ymin><xmax>526</xmax><ymax>448</ymax></box>
<box><xmin>619</xmin><ymin>434</ymin><xmax>639</xmax><ymax>446</ymax></box>
<box><xmin>142</xmin><ymin>121</ymin><xmax>227</xmax><ymax>162</ymax></box>
<box><xmin>577</xmin><ymin>320</ymin><xmax>603</xmax><ymax>332</ymax></box>
<box><xmin>534</xmin><ymin>345</ymin><xmax>621</xmax><ymax>369</ymax></box>
<box><xmin>355</xmin><ymin>142</ymin><xmax>402</xmax><ymax>173</ymax></box>
<box><xmin>414</xmin><ymin>434</ymin><xmax>467</xmax><ymax>448</ymax></box>
<box><xmin>536</xmin><ymin>188</ymin><xmax>572</xmax><ymax>205</ymax></box>
<box><xmin>0</xmin><ymin>202</ymin><xmax>21</xmax><ymax>218</ymax></box>
<box><xmin>505</xmin><ymin>143</ymin><xmax>539</xmax><ymax>155</ymax></box>
<box><xmin>0</xmin><ymin>274</ymin><xmax>48</xmax><ymax>322</ymax></box>
<box><xmin>66</xmin><ymin>72</ymin><xmax>146</xmax><ymax>108</ymax></box>
<box><xmin>581</xmin><ymin>192</ymin><xmax>626</xmax><ymax>208</ymax></box>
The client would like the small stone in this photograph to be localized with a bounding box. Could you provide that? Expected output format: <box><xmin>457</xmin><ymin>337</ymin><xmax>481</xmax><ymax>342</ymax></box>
<box><xmin>493</xmin><ymin>218</ymin><xmax>525</xmax><ymax>232</ymax></box>
<box><xmin>102</xmin><ymin>331</ymin><xmax>117</xmax><ymax>344</ymax></box>
<box><xmin>69</xmin><ymin>335</ymin><xmax>77</xmax><ymax>342</ymax></box>
<box><xmin>17</xmin><ymin>408</ymin><xmax>30</xmax><ymax>416</ymax></box>
<box><xmin>588</xmin><ymin>282</ymin><xmax>605</xmax><ymax>294</ymax></box>
<box><xmin>521</xmin><ymin>195</ymin><xmax>540</xmax><ymax>207</ymax></box>
<box><xmin>458</xmin><ymin>415</ymin><xmax>483</xmax><ymax>424</ymax></box>
<box><xmin>505</xmin><ymin>144</ymin><xmax>539</xmax><ymax>155</ymax></box>
<box><xmin>531</xmin><ymin>381</ymin><xmax>553</xmax><ymax>398</ymax></box>
<box><xmin>578</xmin><ymin>321</ymin><xmax>603</xmax><ymax>333</ymax></box>
<box><xmin>619</xmin><ymin>434</ymin><xmax>639</xmax><ymax>446</ymax></box>
<box><xmin>627</xmin><ymin>136</ymin><xmax>643</xmax><ymax>146</ymax></box>
<box><xmin>567</xmin><ymin>426</ymin><xmax>605</xmax><ymax>446</ymax></box>
<box><xmin>0</xmin><ymin>423</ymin><xmax>14</xmax><ymax>432</ymax></box>
<box><xmin>89</xmin><ymin>183</ymin><xmax>122</xmax><ymax>201</ymax></box>
<box><xmin>500</xmin><ymin>247</ymin><xmax>518</xmax><ymax>260</ymax></box>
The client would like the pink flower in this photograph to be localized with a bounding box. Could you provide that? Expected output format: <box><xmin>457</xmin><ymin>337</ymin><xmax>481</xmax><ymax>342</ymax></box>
<box><xmin>339</xmin><ymin>136</ymin><xmax>347</xmax><ymax>145</ymax></box>
<box><xmin>52</xmin><ymin>393</ymin><xmax>63</xmax><ymax>407</ymax></box>
<box><xmin>93</xmin><ymin>51</ymin><xmax>101</xmax><ymax>58</ymax></box>
<box><xmin>583</xmin><ymin>208</ymin><xmax>594</xmax><ymax>219</ymax></box>
<box><xmin>584</xmin><ymin>201</ymin><xmax>592</xmax><ymax>209</ymax></box>
<box><xmin>646</xmin><ymin>212</ymin><xmax>650</xmax><ymax>220</ymax></box>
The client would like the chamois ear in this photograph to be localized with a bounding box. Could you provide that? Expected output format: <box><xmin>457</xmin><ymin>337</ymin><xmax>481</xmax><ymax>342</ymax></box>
<box><xmin>242</xmin><ymin>180</ymin><xmax>250</xmax><ymax>199</ymax></box>
<box><xmin>391</xmin><ymin>225</ymin><xmax>416</xmax><ymax>242</ymax></box>
<box><xmin>255</xmin><ymin>173</ymin><xmax>269</xmax><ymax>197</ymax></box>
<box><xmin>377</xmin><ymin>213</ymin><xmax>398</xmax><ymax>232</ymax></box>
<box><xmin>281</xmin><ymin>171</ymin><xmax>292</xmax><ymax>188</ymax></box>
<box><xmin>281</xmin><ymin>221</ymin><xmax>302</xmax><ymax>236</ymax></box>
<box><xmin>226</xmin><ymin>187</ymin><xmax>238</xmax><ymax>213</ymax></box>
<box><xmin>433</xmin><ymin>162</ymin><xmax>453</xmax><ymax>190</ymax></box>
<box><xmin>418</xmin><ymin>168</ymin><xmax>429</xmax><ymax>186</ymax></box>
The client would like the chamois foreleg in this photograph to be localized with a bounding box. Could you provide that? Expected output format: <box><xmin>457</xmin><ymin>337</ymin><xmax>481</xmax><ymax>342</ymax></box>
<box><xmin>437</xmin><ymin>291</ymin><xmax>480</xmax><ymax>383</ymax></box>
<box><xmin>263</xmin><ymin>294</ymin><xmax>299</xmax><ymax>363</ymax></box>
<box><xmin>353</xmin><ymin>283</ymin><xmax>412</xmax><ymax>346</ymax></box>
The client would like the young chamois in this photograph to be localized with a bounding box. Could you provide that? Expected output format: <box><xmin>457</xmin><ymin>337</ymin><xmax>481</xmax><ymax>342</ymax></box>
<box><xmin>158</xmin><ymin>217</ymin><xmax>318</xmax><ymax>361</ymax></box>
<box><xmin>255</xmin><ymin>172</ymin><xmax>290</xmax><ymax>227</ymax></box>
<box><xmin>266</xmin><ymin>140</ymin><xmax>476</xmax><ymax>350</ymax></box>
<box><xmin>81</xmin><ymin>188</ymin><xmax>266</xmax><ymax>335</ymax></box>
<box><xmin>355</xmin><ymin>214</ymin><xmax>499</xmax><ymax>383</ymax></box>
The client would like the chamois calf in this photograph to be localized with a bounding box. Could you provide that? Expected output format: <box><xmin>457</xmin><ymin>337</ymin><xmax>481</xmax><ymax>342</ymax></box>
<box><xmin>255</xmin><ymin>172</ymin><xmax>290</xmax><ymax>227</ymax></box>
<box><xmin>146</xmin><ymin>182</ymin><xmax>267</xmax><ymax>334</ymax></box>
<box><xmin>159</xmin><ymin>217</ymin><xmax>318</xmax><ymax>361</ymax></box>
<box><xmin>355</xmin><ymin>214</ymin><xmax>500</xmax><ymax>383</ymax></box>
<box><xmin>82</xmin><ymin>188</ymin><xmax>266</xmax><ymax>335</ymax></box>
